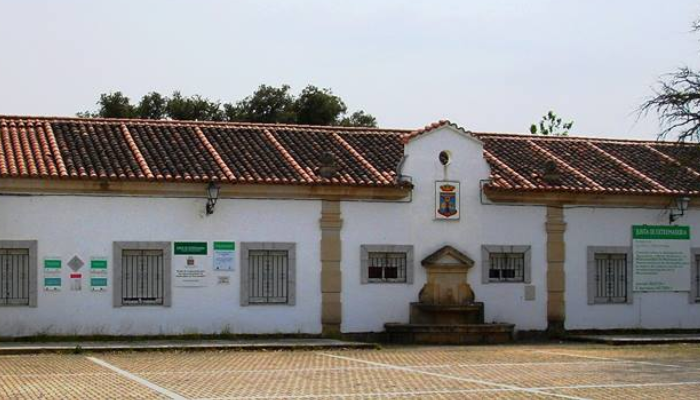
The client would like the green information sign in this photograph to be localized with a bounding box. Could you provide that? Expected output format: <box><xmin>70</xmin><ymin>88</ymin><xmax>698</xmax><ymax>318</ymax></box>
<box><xmin>633</xmin><ymin>225</ymin><xmax>691</xmax><ymax>292</ymax></box>
<box><xmin>633</xmin><ymin>226</ymin><xmax>690</xmax><ymax>240</ymax></box>
<box><xmin>44</xmin><ymin>277</ymin><xmax>61</xmax><ymax>287</ymax></box>
<box><xmin>90</xmin><ymin>278</ymin><xmax>108</xmax><ymax>287</ymax></box>
<box><xmin>174</xmin><ymin>242</ymin><xmax>208</xmax><ymax>255</ymax></box>
<box><xmin>90</xmin><ymin>259</ymin><xmax>108</xmax><ymax>269</ymax></box>
<box><xmin>44</xmin><ymin>259</ymin><xmax>61</xmax><ymax>269</ymax></box>
<box><xmin>214</xmin><ymin>241</ymin><xmax>235</xmax><ymax>251</ymax></box>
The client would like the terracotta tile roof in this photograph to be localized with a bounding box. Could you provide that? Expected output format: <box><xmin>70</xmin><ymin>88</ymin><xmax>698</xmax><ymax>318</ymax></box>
<box><xmin>0</xmin><ymin>115</ymin><xmax>697</xmax><ymax>197</ymax></box>
<box><xmin>477</xmin><ymin>133</ymin><xmax>700</xmax><ymax>196</ymax></box>
<box><xmin>0</xmin><ymin>116</ymin><xmax>408</xmax><ymax>187</ymax></box>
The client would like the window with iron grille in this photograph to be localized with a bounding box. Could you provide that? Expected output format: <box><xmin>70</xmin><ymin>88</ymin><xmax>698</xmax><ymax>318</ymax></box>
<box><xmin>361</xmin><ymin>245</ymin><xmax>414</xmax><ymax>284</ymax></box>
<box><xmin>488</xmin><ymin>252</ymin><xmax>525</xmax><ymax>282</ymax></box>
<box><xmin>368</xmin><ymin>252</ymin><xmax>407</xmax><ymax>283</ymax></box>
<box><xmin>113</xmin><ymin>242</ymin><xmax>171</xmax><ymax>308</ymax></box>
<box><xmin>695</xmin><ymin>254</ymin><xmax>700</xmax><ymax>302</ymax></box>
<box><xmin>594</xmin><ymin>254</ymin><xmax>628</xmax><ymax>303</ymax></box>
<box><xmin>587</xmin><ymin>247</ymin><xmax>632</xmax><ymax>305</ymax></box>
<box><xmin>0</xmin><ymin>249</ymin><xmax>30</xmax><ymax>306</ymax></box>
<box><xmin>121</xmin><ymin>249</ymin><xmax>165</xmax><ymax>306</ymax></box>
<box><xmin>248</xmin><ymin>250</ymin><xmax>289</xmax><ymax>304</ymax></box>
<box><xmin>0</xmin><ymin>241</ymin><xmax>37</xmax><ymax>307</ymax></box>
<box><xmin>481</xmin><ymin>246</ymin><xmax>531</xmax><ymax>284</ymax></box>
<box><xmin>241</xmin><ymin>243</ymin><xmax>296</xmax><ymax>306</ymax></box>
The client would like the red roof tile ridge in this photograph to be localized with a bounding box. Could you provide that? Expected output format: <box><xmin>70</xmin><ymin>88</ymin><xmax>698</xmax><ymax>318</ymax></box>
<box><xmin>9</xmin><ymin>122</ymin><xmax>27</xmax><ymax>176</ymax></box>
<box><xmin>587</xmin><ymin>142</ymin><xmax>670</xmax><ymax>193</ymax></box>
<box><xmin>643</xmin><ymin>143</ymin><xmax>700</xmax><ymax>179</ymax></box>
<box><xmin>42</xmin><ymin>121</ymin><xmax>68</xmax><ymax>177</ymax></box>
<box><xmin>262</xmin><ymin>128</ymin><xmax>315</xmax><ymax>183</ymax></box>
<box><xmin>528</xmin><ymin>140</ymin><xmax>605</xmax><ymax>191</ymax></box>
<box><xmin>0</xmin><ymin>121</ymin><xmax>15</xmax><ymax>176</ymax></box>
<box><xmin>119</xmin><ymin>123</ymin><xmax>154</xmax><ymax>180</ymax></box>
<box><xmin>0</xmin><ymin>115</ymin><xmax>410</xmax><ymax>134</ymax></box>
<box><xmin>483</xmin><ymin>149</ymin><xmax>537</xmax><ymax>189</ymax></box>
<box><xmin>19</xmin><ymin>122</ymin><xmax>40</xmax><ymax>176</ymax></box>
<box><xmin>402</xmin><ymin>119</ymin><xmax>466</xmax><ymax>142</ymax></box>
<box><xmin>474</xmin><ymin>131</ymin><xmax>697</xmax><ymax>146</ymax></box>
<box><xmin>193</xmin><ymin>126</ymin><xmax>236</xmax><ymax>183</ymax></box>
<box><xmin>332</xmin><ymin>132</ymin><xmax>391</xmax><ymax>185</ymax></box>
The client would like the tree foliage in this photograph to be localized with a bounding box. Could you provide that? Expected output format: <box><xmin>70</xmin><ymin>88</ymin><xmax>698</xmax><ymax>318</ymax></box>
<box><xmin>225</xmin><ymin>84</ymin><xmax>296</xmax><ymax>123</ymax></box>
<box><xmin>78</xmin><ymin>85</ymin><xmax>377</xmax><ymax>127</ymax></box>
<box><xmin>530</xmin><ymin>110</ymin><xmax>574</xmax><ymax>136</ymax></box>
<box><xmin>641</xmin><ymin>50</ymin><xmax>700</xmax><ymax>141</ymax></box>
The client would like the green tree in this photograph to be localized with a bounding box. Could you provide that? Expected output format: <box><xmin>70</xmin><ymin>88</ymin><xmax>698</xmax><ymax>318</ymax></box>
<box><xmin>294</xmin><ymin>86</ymin><xmax>347</xmax><ymax>125</ymax></box>
<box><xmin>136</xmin><ymin>92</ymin><xmax>168</xmax><ymax>120</ymax></box>
<box><xmin>225</xmin><ymin>84</ymin><xmax>296</xmax><ymax>123</ymax></box>
<box><xmin>339</xmin><ymin>110</ymin><xmax>378</xmax><ymax>127</ymax></box>
<box><xmin>530</xmin><ymin>111</ymin><xmax>574</xmax><ymax>136</ymax></box>
<box><xmin>166</xmin><ymin>91</ymin><xmax>223</xmax><ymax>121</ymax></box>
<box><xmin>91</xmin><ymin>92</ymin><xmax>137</xmax><ymax>118</ymax></box>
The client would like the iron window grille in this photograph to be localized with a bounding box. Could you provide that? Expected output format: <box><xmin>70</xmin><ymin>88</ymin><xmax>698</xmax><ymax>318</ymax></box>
<box><xmin>0</xmin><ymin>248</ymin><xmax>30</xmax><ymax>306</ymax></box>
<box><xmin>248</xmin><ymin>250</ymin><xmax>289</xmax><ymax>304</ymax></box>
<box><xmin>121</xmin><ymin>249</ymin><xmax>165</xmax><ymax>306</ymax></box>
<box><xmin>367</xmin><ymin>252</ymin><xmax>407</xmax><ymax>283</ymax></box>
<box><xmin>696</xmin><ymin>255</ymin><xmax>700</xmax><ymax>302</ymax></box>
<box><xmin>488</xmin><ymin>252</ymin><xmax>526</xmax><ymax>282</ymax></box>
<box><xmin>594</xmin><ymin>253</ymin><xmax>628</xmax><ymax>304</ymax></box>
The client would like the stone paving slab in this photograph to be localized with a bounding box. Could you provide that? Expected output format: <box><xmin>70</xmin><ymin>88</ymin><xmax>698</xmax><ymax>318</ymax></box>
<box><xmin>567</xmin><ymin>333</ymin><xmax>700</xmax><ymax>345</ymax></box>
<box><xmin>0</xmin><ymin>338</ymin><xmax>375</xmax><ymax>355</ymax></box>
<box><xmin>3</xmin><ymin>344</ymin><xmax>700</xmax><ymax>399</ymax></box>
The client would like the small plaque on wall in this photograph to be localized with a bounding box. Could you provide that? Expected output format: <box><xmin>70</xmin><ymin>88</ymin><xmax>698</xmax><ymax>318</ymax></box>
<box><xmin>435</xmin><ymin>181</ymin><xmax>460</xmax><ymax>220</ymax></box>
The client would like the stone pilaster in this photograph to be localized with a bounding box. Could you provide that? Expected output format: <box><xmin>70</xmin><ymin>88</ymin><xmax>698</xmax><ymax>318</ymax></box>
<box><xmin>320</xmin><ymin>200</ymin><xmax>343</xmax><ymax>336</ymax></box>
<box><xmin>546</xmin><ymin>205</ymin><xmax>567</xmax><ymax>336</ymax></box>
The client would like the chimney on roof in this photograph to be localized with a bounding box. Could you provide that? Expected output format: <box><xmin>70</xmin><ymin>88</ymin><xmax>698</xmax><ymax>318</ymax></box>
<box><xmin>318</xmin><ymin>151</ymin><xmax>338</xmax><ymax>179</ymax></box>
<box><xmin>542</xmin><ymin>160</ymin><xmax>561</xmax><ymax>185</ymax></box>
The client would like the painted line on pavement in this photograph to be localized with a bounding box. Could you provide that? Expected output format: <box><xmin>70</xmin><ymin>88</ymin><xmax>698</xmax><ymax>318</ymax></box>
<box><xmin>194</xmin><ymin>379</ymin><xmax>700</xmax><ymax>399</ymax></box>
<box><xmin>130</xmin><ymin>360</ymin><xmax>630</xmax><ymax>377</ymax></box>
<box><xmin>316</xmin><ymin>352</ymin><xmax>589</xmax><ymax>400</ymax></box>
<box><xmin>86</xmin><ymin>356</ymin><xmax>188</xmax><ymax>400</ymax></box>
<box><xmin>531</xmin><ymin>350</ymin><xmax>691</xmax><ymax>369</ymax></box>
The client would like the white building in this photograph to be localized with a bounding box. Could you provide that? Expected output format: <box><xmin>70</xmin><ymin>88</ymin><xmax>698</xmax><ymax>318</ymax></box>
<box><xmin>0</xmin><ymin>116</ymin><xmax>697</xmax><ymax>337</ymax></box>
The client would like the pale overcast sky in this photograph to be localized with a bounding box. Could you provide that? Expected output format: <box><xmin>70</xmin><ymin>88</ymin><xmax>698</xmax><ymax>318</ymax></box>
<box><xmin>0</xmin><ymin>0</ymin><xmax>698</xmax><ymax>139</ymax></box>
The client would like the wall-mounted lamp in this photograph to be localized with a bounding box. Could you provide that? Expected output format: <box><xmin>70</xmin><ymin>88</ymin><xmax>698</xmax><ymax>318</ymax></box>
<box><xmin>669</xmin><ymin>196</ymin><xmax>691</xmax><ymax>224</ymax></box>
<box><xmin>206</xmin><ymin>182</ymin><xmax>221</xmax><ymax>215</ymax></box>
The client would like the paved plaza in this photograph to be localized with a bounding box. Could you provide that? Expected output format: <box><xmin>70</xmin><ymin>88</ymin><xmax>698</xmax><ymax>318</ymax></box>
<box><xmin>2</xmin><ymin>343</ymin><xmax>700</xmax><ymax>399</ymax></box>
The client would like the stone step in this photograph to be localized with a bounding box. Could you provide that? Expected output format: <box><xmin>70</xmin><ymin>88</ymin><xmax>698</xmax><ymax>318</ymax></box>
<box><xmin>384</xmin><ymin>323</ymin><xmax>515</xmax><ymax>345</ymax></box>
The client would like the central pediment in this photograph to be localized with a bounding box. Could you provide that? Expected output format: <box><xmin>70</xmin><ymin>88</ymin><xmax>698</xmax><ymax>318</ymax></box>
<box><xmin>421</xmin><ymin>245</ymin><xmax>474</xmax><ymax>269</ymax></box>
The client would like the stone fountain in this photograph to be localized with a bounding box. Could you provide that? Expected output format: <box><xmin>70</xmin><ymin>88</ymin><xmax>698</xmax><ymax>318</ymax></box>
<box><xmin>385</xmin><ymin>245</ymin><xmax>514</xmax><ymax>344</ymax></box>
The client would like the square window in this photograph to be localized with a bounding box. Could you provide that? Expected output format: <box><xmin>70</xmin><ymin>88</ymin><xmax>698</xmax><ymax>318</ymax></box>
<box><xmin>481</xmin><ymin>246</ymin><xmax>531</xmax><ymax>284</ymax></box>
<box><xmin>361</xmin><ymin>245</ymin><xmax>414</xmax><ymax>284</ymax></box>
<box><xmin>241</xmin><ymin>243</ymin><xmax>296</xmax><ymax>306</ymax></box>
<box><xmin>114</xmin><ymin>242</ymin><xmax>172</xmax><ymax>307</ymax></box>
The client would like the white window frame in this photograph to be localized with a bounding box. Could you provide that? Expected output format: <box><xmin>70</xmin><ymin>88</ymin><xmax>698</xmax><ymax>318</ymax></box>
<box><xmin>481</xmin><ymin>245</ymin><xmax>531</xmax><ymax>284</ymax></box>
<box><xmin>0</xmin><ymin>240</ymin><xmax>38</xmax><ymax>308</ymax></box>
<box><xmin>587</xmin><ymin>246</ymin><xmax>633</xmax><ymax>305</ymax></box>
<box><xmin>360</xmin><ymin>245</ymin><xmax>414</xmax><ymax>284</ymax></box>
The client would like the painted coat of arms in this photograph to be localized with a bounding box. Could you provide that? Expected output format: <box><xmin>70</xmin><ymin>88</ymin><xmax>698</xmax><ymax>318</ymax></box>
<box><xmin>435</xmin><ymin>181</ymin><xmax>460</xmax><ymax>220</ymax></box>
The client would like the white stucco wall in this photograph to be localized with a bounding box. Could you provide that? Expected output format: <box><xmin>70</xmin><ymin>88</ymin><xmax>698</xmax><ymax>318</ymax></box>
<box><xmin>565</xmin><ymin>206</ymin><xmax>700</xmax><ymax>330</ymax></box>
<box><xmin>1</xmin><ymin>125</ymin><xmax>697</xmax><ymax>337</ymax></box>
<box><xmin>341</xmin><ymin>127</ymin><xmax>548</xmax><ymax>333</ymax></box>
<box><xmin>0</xmin><ymin>196</ymin><xmax>321</xmax><ymax>336</ymax></box>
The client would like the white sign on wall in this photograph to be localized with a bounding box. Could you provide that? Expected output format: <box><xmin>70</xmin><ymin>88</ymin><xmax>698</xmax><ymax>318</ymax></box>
<box><xmin>173</xmin><ymin>242</ymin><xmax>207</xmax><ymax>287</ymax></box>
<box><xmin>633</xmin><ymin>225</ymin><xmax>691</xmax><ymax>292</ymax></box>
<box><xmin>213</xmin><ymin>241</ymin><xmax>236</xmax><ymax>271</ymax></box>
<box><xmin>435</xmin><ymin>181</ymin><xmax>460</xmax><ymax>220</ymax></box>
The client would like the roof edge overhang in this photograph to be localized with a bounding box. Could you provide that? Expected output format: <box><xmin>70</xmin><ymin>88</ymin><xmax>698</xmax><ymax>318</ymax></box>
<box><xmin>0</xmin><ymin>178</ymin><xmax>411</xmax><ymax>201</ymax></box>
<box><xmin>483</xmin><ymin>186</ymin><xmax>700</xmax><ymax>208</ymax></box>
